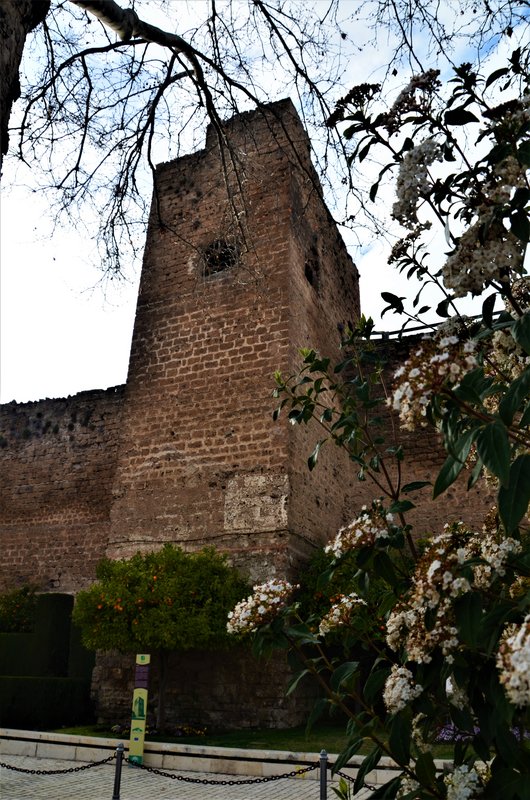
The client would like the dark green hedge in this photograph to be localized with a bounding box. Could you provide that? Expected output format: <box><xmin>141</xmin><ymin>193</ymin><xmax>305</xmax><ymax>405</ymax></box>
<box><xmin>0</xmin><ymin>594</ymin><xmax>83</xmax><ymax>678</ymax></box>
<box><xmin>0</xmin><ymin>676</ymin><xmax>94</xmax><ymax>729</ymax></box>
<box><xmin>67</xmin><ymin>622</ymin><xmax>95</xmax><ymax>679</ymax></box>
<box><xmin>33</xmin><ymin>594</ymin><xmax>73</xmax><ymax>676</ymax></box>
<box><xmin>0</xmin><ymin>633</ymin><xmax>47</xmax><ymax>676</ymax></box>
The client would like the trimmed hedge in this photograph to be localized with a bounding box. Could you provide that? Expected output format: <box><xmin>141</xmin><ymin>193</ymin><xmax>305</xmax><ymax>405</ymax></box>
<box><xmin>0</xmin><ymin>633</ymin><xmax>46</xmax><ymax>676</ymax></box>
<box><xmin>0</xmin><ymin>676</ymin><xmax>94</xmax><ymax>729</ymax></box>
<box><xmin>68</xmin><ymin>622</ymin><xmax>95</xmax><ymax>679</ymax></box>
<box><xmin>33</xmin><ymin>594</ymin><xmax>73</xmax><ymax>676</ymax></box>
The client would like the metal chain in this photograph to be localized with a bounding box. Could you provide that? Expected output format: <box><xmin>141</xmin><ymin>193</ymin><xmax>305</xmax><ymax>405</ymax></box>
<box><xmin>336</xmin><ymin>769</ymin><xmax>376</xmax><ymax>792</ymax></box>
<box><xmin>0</xmin><ymin>755</ymin><xmax>115</xmax><ymax>775</ymax></box>
<box><xmin>125</xmin><ymin>757</ymin><xmax>318</xmax><ymax>785</ymax></box>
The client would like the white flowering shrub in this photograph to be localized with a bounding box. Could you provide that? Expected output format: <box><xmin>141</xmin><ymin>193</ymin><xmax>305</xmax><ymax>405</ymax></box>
<box><xmin>226</xmin><ymin>579</ymin><xmax>298</xmax><ymax>635</ymax></box>
<box><xmin>229</xmin><ymin>44</ymin><xmax>530</xmax><ymax>800</ymax></box>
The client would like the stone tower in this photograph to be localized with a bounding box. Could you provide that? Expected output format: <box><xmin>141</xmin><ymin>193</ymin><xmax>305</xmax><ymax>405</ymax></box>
<box><xmin>107</xmin><ymin>99</ymin><xmax>360</xmax><ymax>581</ymax></box>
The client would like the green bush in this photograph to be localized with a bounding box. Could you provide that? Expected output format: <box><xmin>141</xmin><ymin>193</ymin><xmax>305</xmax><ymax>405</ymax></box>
<box><xmin>0</xmin><ymin>587</ymin><xmax>36</xmax><ymax>632</ymax></box>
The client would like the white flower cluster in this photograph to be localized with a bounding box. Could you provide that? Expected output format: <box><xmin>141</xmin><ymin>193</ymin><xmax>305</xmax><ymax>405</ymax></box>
<box><xmin>473</xmin><ymin>535</ymin><xmax>521</xmax><ymax>589</ymax></box>
<box><xmin>392</xmin><ymin>138</ymin><xmax>442</xmax><ymax>227</ymax></box>
<box><xmin>391</xmin><ymin>335</ymin><xmax>477</xmax><ymax>430</ymax></box>
<box><xmin>497</xmin><ymin>616</ymin><xmax>530</xmax><ymax>707</ymax></box>
<box><xmin>383</xmin><ymin>665</ymin><xmax>423</xmax><ymax>714</ymax></box>
<box><xmin>488</xmin><ymin>155</ymin><xmax>528</xmax><ymax>204</ymax></box>
<box><xmin>396</xmin><ymin>776</ymin><xmax>420</xmax><ymax>799</ymax></box>
<box><xmin>226</xmin><ymin>579</ymin><xmax>297</xmax><ymax>635</ymax></box>
<box><xmin>386</xmin><ymin>523</ymin><xmax>474</xmax><ymax>663</ymax></box>
<box><xmin>318</xmin><ymin>593</ymin><xmax>367</xmax><ymax>637</ymax></box>
<box><xmin>443</xmin><ymin>219</ymin><xmax>524</xmax><ymax>298</ymax></box>
<box><xmin>489</xmin><ymin>329</ymin><xmax>530</xmax><ymax>383</ymax></box>
<box><xmin>385</xmin><ymin>69</ymin><xmax>441</xmax><ymax>134</ymax></box>
<box><xmin>446</xmin><ymin>676</ymin><xmax>468</xmax><ymax>710</ymax></box>
<box><xmin>325</xmin><ymin>501</ymin><xmax>393</xmax><ymax>558</ymax></box>
<box><xmin>387</xmin><ymin>598</ymin><xmax>459</xmax><ymax>664</ymax></box>
<box><xmin>444</xmin><ymin>765</ymin><xmax>484</xmax><ymax>800</ymax></box>
<box><xmin>386</xmin><ymin>519</ymin><xmax>522</xmax><ymax>664</ymax></box>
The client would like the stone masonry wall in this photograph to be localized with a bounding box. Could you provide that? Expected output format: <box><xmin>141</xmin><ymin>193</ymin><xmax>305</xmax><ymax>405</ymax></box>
<box><xmin>0</xmin><ymin>100</ymin><xmax>495</xmax><ymax>731</ymax></box>
<box><xmin>107</xmin><ymin>99</ymin><xmax>360</xmax><ymax>583</ymax></box>
<box><xmin>0</xmin><ymin>387</ymin><xmax>124</xmax><ymax>592</ymax></box>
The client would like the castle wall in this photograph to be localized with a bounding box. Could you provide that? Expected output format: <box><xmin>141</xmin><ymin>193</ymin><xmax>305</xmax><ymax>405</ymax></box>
<box><xmin>0</xmin><ymin>387</ymin><xmax>124</xmax><ymax>592</ymax></box>
<box><xmin>0</xmin><ymin>100</ymin><xmax>495</xmax><ymax>731</ymax></box>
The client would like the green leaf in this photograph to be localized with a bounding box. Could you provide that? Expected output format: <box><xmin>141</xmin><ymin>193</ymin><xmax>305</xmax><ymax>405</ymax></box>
<box><xmin>388</xmin><ymin>713</ymin><xmax>411</xmax><ymax>764</ymax></box>
<box><xmin>472</xmin><ymin>732</ymin><xmax>491</xmax><ymax>762</ymax></box>
<box><xmin>485</xmin><ymin>66</ymin><xmax>509</xmax><ymax>87</ymax></box>
<box><xmin>381</xmin><ymin>292</ymin><xmax>405</xmax><ymax>316</ymax></box>
<box><xmin>499</xmin><ymin>454</ymin><xmax>530</xmax><ymax>533</ymax></box>
<box><xmin>436</xmin><ymin>297</ymin><xmax>452</xmax><ymax>318</ymax></box>
<box><xmin>354</xmin><ymin>746</ymin><xmax>382</xmax><ymax>792</ymax></box>
<box><xmin>482</xmin><ymin>292</ymin><xmax>497</xmax><ymax>328</ymax></box>
<box><xmin>444</xmin><ymin>107</ymin><xmax>480</xmax><ymax>125</ymax></box>
<box><xmin>450</xmin><ymin>704</ymin><xmax>475</xmax><ymax>734</ymax></box>
<box><xmin>499</xmin><ymin>367</ymin><xmax>530</xmax><ymax>425</ymax></box>
<box><xmin>369</xmin><ymin>776</ymin><xmax>402</xmax><ymax>799</ymax></box>
<box><xmin>432</xmin><ymin>426</ymin><xmax>477</xmax><ymax>497</ymax></box>
<box><xmin>286</xmin><ymin>669</ymin><xmax>310</xmax><ymax>696</ymax></box>
<box><xmin>388</xmin><ymin>499</ymin><xmax>415</xmax><ymax>513</ymax></box>
<box><xmin>433</xmin><ymin>454</ymin><xmax>462</xmax><ymax>498</ymax></box>
<box><xmin>305</xmin><ymin>697</ymin><xmax>329</xmax><ymax>734</ymax></box>
<box><xmin>414</xmin><ymin>751</ymin><xmax>437</xmax><ymax>789</ymax></box>
<box><xmin>374</xmin><ymin>552</ymin><xmax>398</xmax><ymax>587</ymax></box>
<box><xmin>363</xmin><ymin>663</ymin><xmax>392</xmax><ymax>705</ymax></box>
<box><xmin>518</xmin><ymin>139</ymin><xmax>530</xmax><ymax>167</ymax></box>
<box><xmin>512</xmin><ymin>187</ymin><xmax>530</xmax><ymax>208</ymax></box>
<box><xmin>332</xmin><ymin>738</ymin><xmax>364</xmax><ymax>774</ymax></box>
<box><xmin>510</xmin><ymin>209</ymin><xmax>530</xmax><ymax>243</ymax></box>
<box><xmin>467</xmin><ymin>456</ymin><xmax>483</xmax><ymax>489</ymax></box>
<box><xmin>308</xmin><ymin>440</ymin><xmax>324</xmax><ymax>471</ymax></box>
<box><xmin>330</xmin><ymin>661</ymin><xmax>360</xmax><ymax>692</ymax></box>
<box><xmin>512</xmin><ymin>312</ymin><xmax>530</xmax><ymax>354</ymax></box>
<box><xmin>401</xmin><ymin>481</ymin><xmax>431</xmax><ymax>493</ymax></box>
<box><xmin>476</xmin><ymin>421</ymin><xmax>511</xmax><ymax>487</ymax></box>
<box><xmin>520</xmin><ymin>401</ymin><xmax>530</xmax><ymax>428</ymax></box>
<box><xmin>454</xmin><ymin>592</ymin><xmax>482</xmax><ymax>647</ymax></box>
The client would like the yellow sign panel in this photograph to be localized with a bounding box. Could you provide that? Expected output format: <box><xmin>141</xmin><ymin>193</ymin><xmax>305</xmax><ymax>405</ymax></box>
<box><xmin>128</xmin><ymin>654</ymin><xmax>150</xmax><ymax>765</ymax></box>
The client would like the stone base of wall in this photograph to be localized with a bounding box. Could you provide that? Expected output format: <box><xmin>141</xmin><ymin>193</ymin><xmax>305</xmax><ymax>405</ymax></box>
<box><xmin>92</xmin><ymin>647</ymin><xmax>318</xmax><ymax>731</ymax></box>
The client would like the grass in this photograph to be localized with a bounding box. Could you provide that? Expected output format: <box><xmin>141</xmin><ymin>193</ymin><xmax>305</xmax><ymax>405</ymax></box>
<box><xmin>52</xmin><ymin>723</ymin><xmax>350</xmax><ymax>753</ymax></box>
<box><xmin>51</xmin><ymin>723</ymin><xmax>455</xmax><ymax>758</ymax></box>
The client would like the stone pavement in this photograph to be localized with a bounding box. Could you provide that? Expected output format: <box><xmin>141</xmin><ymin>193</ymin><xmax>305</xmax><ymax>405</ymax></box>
<box><xmin>1</xmin><ymin>754</ymin><xmax>374</xmax><ymax>799</ymax></box>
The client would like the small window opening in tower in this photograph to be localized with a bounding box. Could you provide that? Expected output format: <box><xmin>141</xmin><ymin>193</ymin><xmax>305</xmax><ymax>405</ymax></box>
<box><xmin>304</xmin><ymin>242</ymin><xmax>320</xmax><ymax>290</ymax></box>
<box><xmin>202</xmin><ymin>239</ymin><xmax>239</xmax><ymax>277</ymax></box>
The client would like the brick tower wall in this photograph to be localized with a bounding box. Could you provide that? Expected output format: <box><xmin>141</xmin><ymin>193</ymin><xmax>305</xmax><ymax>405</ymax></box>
<box><xmin>107</xmin><ymin>99</ymin><xmax>360</xmax><ymax>582</ymax></box>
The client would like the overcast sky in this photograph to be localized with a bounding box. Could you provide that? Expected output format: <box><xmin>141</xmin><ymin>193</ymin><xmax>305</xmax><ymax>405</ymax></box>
<box><xmin>0</xmin><ymin>1</ymin><xmax>514</xmax><ymax>404</ymax></box>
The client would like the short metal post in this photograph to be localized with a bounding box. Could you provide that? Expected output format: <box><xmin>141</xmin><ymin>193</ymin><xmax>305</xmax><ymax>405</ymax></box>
<box><xmin>319</xmin><ymin>749</ymin><xmax>328</xmax><ymax>800</ymax></box>
<box><xmin>112</xmin><ymin>742</ymin><xmax>124</xmax><ymax>800</ymax></box>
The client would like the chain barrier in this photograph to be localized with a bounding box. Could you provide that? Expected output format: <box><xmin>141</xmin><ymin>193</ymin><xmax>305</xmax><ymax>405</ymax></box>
<box><xmin>125</xmin><ymin>756</ymin><xmax>318</xmax><ymax>785</ymax></box>
<box><xmin>336</xmin><ymin>768</ymin><xmax>377</xmax><ymax>792</ymax></box>
<box><xmin>1</xmin><ymin>747</ymin><xmax>385</xmax><ymax>797</ymax></box>
<box><xmin>0</xmin><ymin>754</ymin><xmax>115</xmax><ymax>775</ymax></box>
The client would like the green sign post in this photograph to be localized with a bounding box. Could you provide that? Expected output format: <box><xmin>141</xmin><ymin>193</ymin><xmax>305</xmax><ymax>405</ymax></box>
<box><xmin>128</xmin><ymin>654</ymin><xmax>150</xmax><ymax>765</ymax></box>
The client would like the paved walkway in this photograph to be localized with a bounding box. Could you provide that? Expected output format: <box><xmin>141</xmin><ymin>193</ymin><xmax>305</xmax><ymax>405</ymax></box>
<box><xmin>1</xmin><ymin>754</ymin><xmax>374</xmax><ymax>799</ymax></box>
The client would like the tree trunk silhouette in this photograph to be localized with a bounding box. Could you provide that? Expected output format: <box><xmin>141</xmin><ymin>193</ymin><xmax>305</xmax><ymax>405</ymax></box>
<box><xmin>0</xmin><ymin>0</ymin><xmax>49</xmax><ymax>173</ymax></box>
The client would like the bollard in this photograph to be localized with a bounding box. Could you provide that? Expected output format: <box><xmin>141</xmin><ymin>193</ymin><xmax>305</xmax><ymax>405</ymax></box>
<box><xmin>112</xmin><ymin>742</ymin><xmax>125</xmax><ymax>800</ymax></box>
<box><xmin>319</xmin><ymin>749</ymin><xmax>328</xmax><ymax>800</ymax></box>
